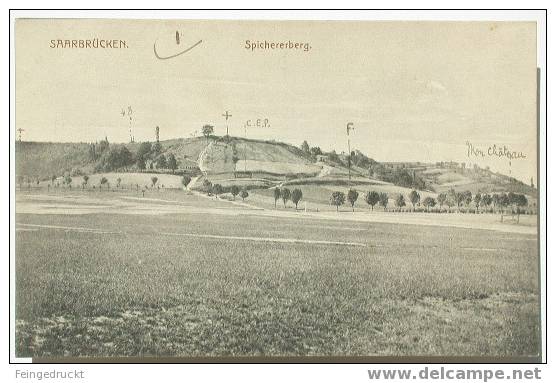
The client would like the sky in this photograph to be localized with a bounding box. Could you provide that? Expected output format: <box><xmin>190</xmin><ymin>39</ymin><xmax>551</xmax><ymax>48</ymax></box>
<box><xmin>15</xmin><ymin>19</ymin><xmax>538</xmax><ymax>184</ymax></box>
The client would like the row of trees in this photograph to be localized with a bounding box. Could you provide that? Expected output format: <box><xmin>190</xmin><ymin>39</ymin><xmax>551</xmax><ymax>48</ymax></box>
<box><xmin>200</xmin><ymin>179</ymin><xmax>249</xmax><ymax>201</ymax></box>
<box><xmin>328</xmin><ymin>188</ymin><xmax>530</xmax><ymax>213</ymax></box>
<box><xmin>434</xmin><ymin>190</ymin><xmax>529</xmax><ymax>213</ymax></box>
<box><xmin>273</xmin><ymin>187</ymin><xmax>304</xmax><ymax>209</ymax></box>
<box><xmin>46</xmin><ymin>174</ymin><xmax>166</xmax><ymax>191</ymax></box>
<box><xmin>25</xmin><ymin>173</ymin><xmax>189</xmax><ymax>192</ymax></box>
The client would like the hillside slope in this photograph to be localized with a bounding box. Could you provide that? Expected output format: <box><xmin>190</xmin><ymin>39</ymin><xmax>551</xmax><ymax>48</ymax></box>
<box><xmin>15</xmin><ymin>141</ymin><xmax>94</xmax><ymax>180</ymax></box>
<box><xmin>14</xmin><ymin>136</ymin><xmax>536</xmax><ymax>198</ymax></box>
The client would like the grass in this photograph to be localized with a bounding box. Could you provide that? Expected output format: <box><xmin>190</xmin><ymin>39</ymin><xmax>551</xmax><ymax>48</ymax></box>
<box><xmin>15</xmin><ymin>190</ymin><xmax>540</xmax><ymax>358</ymax></box>
<box><xmin>235</xmin><ymin>160</ymin><xmax>320</xmax><ymax>175</ymax></box>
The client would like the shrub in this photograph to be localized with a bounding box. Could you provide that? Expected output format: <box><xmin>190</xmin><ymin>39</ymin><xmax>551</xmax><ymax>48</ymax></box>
<box><xmin>291</xmin><ymin>188</ymin><xmax>303</xmax><ymax>210</ymax></box>
<box><xmin>330</xmin><ymin>191</ymin><xmax>346</xmax><ymax>212</ymax></box>
<box><xmin>240</xmin><ymin>190</ymin><xmax>249</xmax><ymax>201</ymax></box>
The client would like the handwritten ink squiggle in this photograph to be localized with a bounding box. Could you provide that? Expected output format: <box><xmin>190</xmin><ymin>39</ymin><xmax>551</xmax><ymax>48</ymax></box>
<box><xmin>153</xmin><ymin>39</ymin><xmax>203</xmax><ymax>60</ymax></box>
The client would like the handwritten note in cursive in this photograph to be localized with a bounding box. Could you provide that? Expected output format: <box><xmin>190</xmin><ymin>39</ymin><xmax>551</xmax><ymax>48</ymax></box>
<box><xmin>466</xmin><ymin>141</ymin><xmax>527</xmax><ymax>160</ymax></box>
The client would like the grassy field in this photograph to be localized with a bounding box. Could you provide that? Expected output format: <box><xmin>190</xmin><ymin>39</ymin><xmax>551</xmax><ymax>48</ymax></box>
<box><xmin>15</xmin><ymin>189</ymin><xmax>539</xmax><ymax>358</ymax></box>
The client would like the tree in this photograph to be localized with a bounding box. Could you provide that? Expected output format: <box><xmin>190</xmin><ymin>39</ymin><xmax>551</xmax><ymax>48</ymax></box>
<box><xmin>202</xmin><ymin>124</ymin><xmax>214</xmax><ymax>142</ymax></box>
<box><xmin>151</xmin><ymin>142</ymin><xmax>162</xmax><ymax>156</ymax></box>
<box><xmin>136</xmin><ymin>142</ymin><xmax>152</xmax><ymax>161</ymax></box>
<box><xmin>273</xmin><ymin>188</ymin><xmax>281</xmax><ymax>209</ymax></box>
<box><xmin>437</xmin><ymin>193</ymin><xmax>447</xmax><ymax>210</ymax></box>
<box><xmin>463</xmin><ymin>190</ymin><xmax>473</xmax><ymax>211</ymax></box>
<box><xmin>240</xmin><ymin>189</ymin><xmax>249</xmax><ymax>201</ymax></box>
<box><xmin>117</xmin><ymin>146</ymin><xmax>133</xmax><ymax>170</ymax></box>
<box><xmin>347</xmin><ymin>189</ymin><xmax>359</xmax><ymax>212</ymax></box>
<box><xmin>181</xmin><ymin>175</ymin><xmax>191</xmax><ymax>188</ymax></box>
<box><xmin>202</xmin><ymin>179</ymin><xmax>213</xmax><ymax>194</ymax></box>
<box><xmin>151</xmin><ymin>176</ymin><xmax>158</xmax><ymax>188</ymax></box>
<box><xmin>395</xmin><ymin>194</ymin><xmax>406</xmax><ymax>211</ymax></box>
<box><xmin>51</xmin><ymin>175</ymin><xmax>57</xmax><ymax>185</ymax></box>
<box><xmin>481</xmin><ymin>193</ymin><xmax>492</xmax><ymax>212</ymax></box>
<box><xmin>515</xmin><ymin>194</ymin><xmax>528</xmax><ymax>220</ymax></box>
<box><xmin>507</xmin><ymin>192</ymin><xmax>528</xmax><ymax>222</ymax></box>
<box><xmin>474</xmin><ymin>193</ymin><xmax>482</xmax><ymax>211</ymax></box>
<box><xmin>291</xmin><ymin>188</ymin><xmax>303</xmax><ymax>210</ymax></box>
<box><xmin>212</xmin><ymin>184</ymin><xmax>223</xmax><ymax>198</ymax></box>
<box><xmin>499</xmin><ymin>192</ymin><xmax>510</xmax><ymax>212</ymax></box>
<box><xmin>508</xmin><ymin>192</ymin><xmax>518</xmax><ymax>210</ymax></box>
<box><xmin>230</xmin><ymin>185</ymin><xmax>240</xmax><ymax>200</ymax></box>
<box><xmin>95</xmin><ymin>146</ymin><xmax>134</xmax><ymax>172</ymax></box>
<box><xmin>516</xmin><ymin>194</ymin><xmax>528</xmax><ymax>209</ymax></box>
<box><xmin>300</xmin><ymin>140</ymin><xmax>310</xmax><ymax>154</ymax></box>
<box><xmin>379</xmin><ymin>192</ymin><xmax>389</xmax><ymax>211</ymax></box>
<box><xmin>64</xmin><ymin>175</ymin><xmax>72</xmax><ymax>189</ymax></box>
<box><xmin>83</xmin><ymin>175</ymin><xmax>89</xmax><ymax>189</ymax></box>
<box><xmin>98</xmin><ymin>137</ymin><xmax>109</xmax><ymax>154</ymax></box>
<box><xmin>423</xmin><ymin>196</ymin><xmax>436</xmax><ymax>212</ymax></box>
<box><xmin>167</xmin><ymin>153</ymin><xmax>178</xmax><ymax>173</ymax></box>
<box><xmin>509</xmin><ymin>192</ymin><xmax>527</xmax><ymax>211</ymax></box>
<box><xmin>492</xmin><ymin>193</ymin><xmax>501</xmax><ymax>213</ymax></box>
<box><xmin>281</xmin><ymin>188</ymin><xmax>291</xmax><ymax>208</ymax></box>
<box><xmin>409</xmin><ymin>190</ymin><xmax>420</xmax><ymax>211</ymax></box>
<box><xmin>310</xmin><ymin>146</ymin><xmax>322</xmax><ymax>156</ymax></box>
<box><xmin>100</xmin><ymin>177</ymin><xmax>108</xmax><ymax>190</ymax></box>
<box><xmin>136</xmin><ymin>157</ymin><xmax>146</xmax><ymax>170</ymax></box>
<box><xmin>116</xmin><ymin>177</ymin><xmax>122</xmax><ymax>188</ymax></box>
<box><xmin>157</xmin><ymin>154</ymin><xmax>167</xmax><ymax>169</ymax></box>
<box><xmin>330</xmin><ymin>191</ymin><xmax>346</xmax><ymax>212</ymax></box>
<box><xmin>449</xmin><ymin>188</ymin><xmax>461</xmax><ymax>210</ymax></box>
<box><xmin>365</xmin><ymin>191</ymin><xmax>380</xmax><ymax>211</ymax></box>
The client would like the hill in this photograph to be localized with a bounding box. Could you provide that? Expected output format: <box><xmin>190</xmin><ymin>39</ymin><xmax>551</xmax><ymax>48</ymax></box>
<box><xmin>14</xmin><ymin>136</ymin><xmax>537</xmax><ymax>200</ymax></box>
<box><xmin>15</xmin><ymin>141</ymin><xmax>94</xmax><ymax>181</ymax></box>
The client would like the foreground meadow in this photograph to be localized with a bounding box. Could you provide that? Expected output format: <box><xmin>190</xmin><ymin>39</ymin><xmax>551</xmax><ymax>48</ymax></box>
<box><xmin>15</xmin><ymin>190</ymin><xmax>539</xmax><ymax>358</ymax></box>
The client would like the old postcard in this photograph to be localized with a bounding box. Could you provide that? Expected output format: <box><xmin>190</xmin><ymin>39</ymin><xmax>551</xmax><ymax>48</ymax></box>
<box><xmin>13</xmin><ymin>19</ymin><xmax>540</xmax><ymax>361</ymax></box>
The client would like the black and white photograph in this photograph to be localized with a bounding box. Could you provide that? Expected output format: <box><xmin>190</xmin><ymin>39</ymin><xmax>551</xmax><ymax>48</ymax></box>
<box><xmin>11</xmin><ymin>15</ymin><xmax>543</xmax><ymax>363</ymax></box>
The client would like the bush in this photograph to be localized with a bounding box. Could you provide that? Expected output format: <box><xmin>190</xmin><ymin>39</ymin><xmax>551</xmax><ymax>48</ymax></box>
<box><xmin>240</xmin><ymin>190</ymin><xmax>249</xmax><ymax>201</ymax></box>
<box><xmin>330</xmin><ymin>191</ymin><xmax>346</xmax><ymax>212</ymax></box>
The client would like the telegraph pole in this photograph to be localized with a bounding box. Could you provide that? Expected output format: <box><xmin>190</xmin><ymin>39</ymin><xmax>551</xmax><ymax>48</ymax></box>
<box><xmin>346</xmin><ymin>122</ymin><xmax>355</xmax><ymax>184</ymax></box>
<box><xmin>244</xmin><ymin>122</ymin><xmax>248</xmax><ymax>172</ymax></box>
<box><xmin>222</xmin><ymin>110</ymin><xmax>232</xmax><ymax>139</ymax></box>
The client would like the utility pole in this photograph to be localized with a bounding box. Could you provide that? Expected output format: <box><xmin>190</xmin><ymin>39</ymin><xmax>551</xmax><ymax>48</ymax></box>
<box><xmin>17</xmin><ymin>128</ymin><xmax>25</xmax><ymax>142</ymax></box>
<box><xmin>346</xmin><ymin>122</ymin><xmax>355</xmax><ymax>184</ymax></box>
<box><xmin>222</xmin><ymin>110</ymin><xmax>232</xmax><ymax>139</ymax></box>
<box><xmin>244</xmin><ymin>122</ymin><xmax>248</xmax><ymax>173</ymax></box>
<box><xmin>122</xmin><ymin>106</ymin><xmax>134</xmax><ymax>143</ymax></box>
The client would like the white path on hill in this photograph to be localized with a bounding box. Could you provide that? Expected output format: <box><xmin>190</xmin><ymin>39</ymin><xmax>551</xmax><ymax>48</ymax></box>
<box><xmin>186</xmin><ymin>175</ymin><xmax>200</xmax><ymax>191</ymax></box>
<box><xmin>197</xmin><ymin>141</ymin><xmax>213</xmax><ymax>174</ymax></box>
